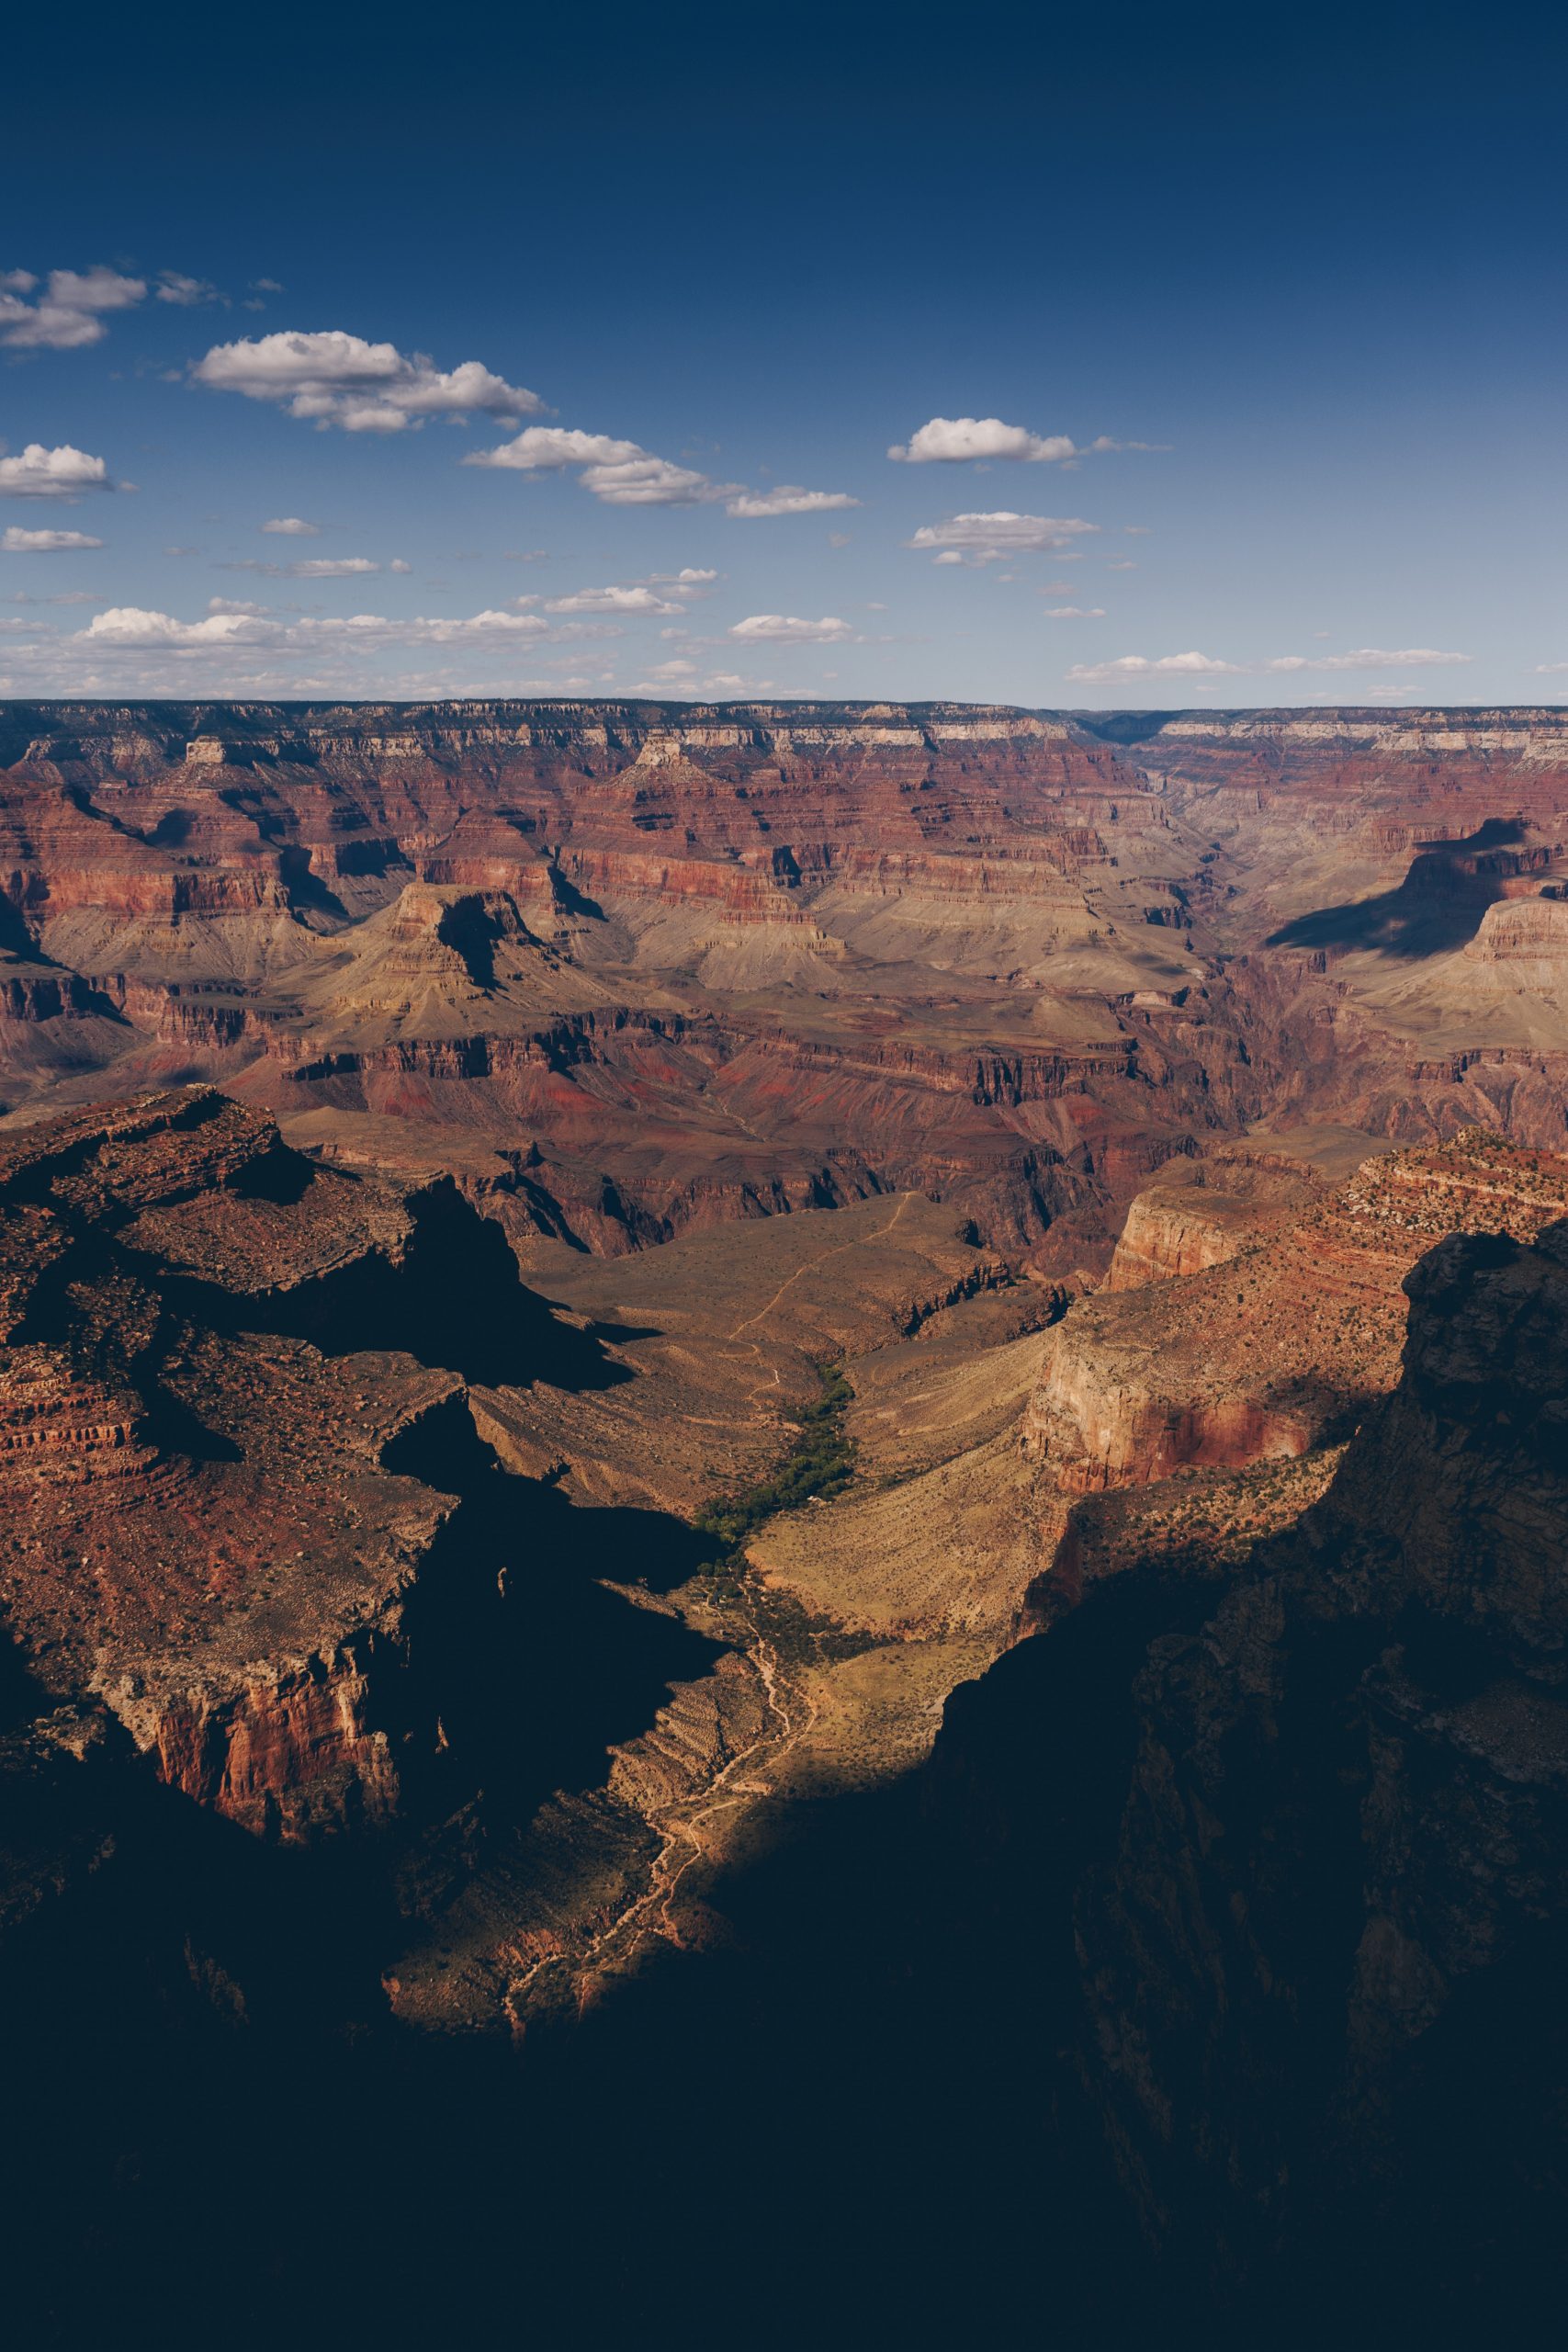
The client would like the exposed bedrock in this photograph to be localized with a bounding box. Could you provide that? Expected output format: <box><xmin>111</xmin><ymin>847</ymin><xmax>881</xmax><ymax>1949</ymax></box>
<box><xmin>1025</xmin><ymin>1129</ymin><xmax>1568</xmax><ymax>1502</ymax></box>
<box><xmin>931</xmin><ymin>1204</ymin><xmax>1568</xmax><ymax>2324</ymax></box>
<box><xmin>0</xmin><ymin>1086</ymin><xmax>709</xmax><ymax>1844</ymax></box>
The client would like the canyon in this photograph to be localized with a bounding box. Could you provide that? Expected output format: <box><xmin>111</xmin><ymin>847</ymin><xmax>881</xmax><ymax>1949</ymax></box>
<box><xmin>3</xmin><ymin>698</ymin><xmax>1568</xmax><ymax>2336</ymax></box>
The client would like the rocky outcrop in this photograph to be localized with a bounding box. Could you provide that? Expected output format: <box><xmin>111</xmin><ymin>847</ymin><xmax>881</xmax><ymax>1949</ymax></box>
<box><xmin>932</xmin><ymin>1194</ymin><xmax>1568</xmax><ymax>2325</ymax></box>
<box><xmin>1105</xmin><ymin>1176</ymin><xmax>1296</xmax><ymax>1288</ymax></box>
<box><xmin>0</xmin><ymin>1087</ymin><xmax>618</xmax><ymax>1841</ymax></box>
<box><xmin>1463</xmin><ymin>893</ymin><xmax>1568</xmax><ymax>960</ymax></box>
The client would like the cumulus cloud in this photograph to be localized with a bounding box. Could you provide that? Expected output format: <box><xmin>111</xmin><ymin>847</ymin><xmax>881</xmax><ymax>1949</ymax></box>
<box><xmin>79</xmin><ymin>604</ymin><xmax>556</xmax><ymax>652</ymax></box>
<box><xmin>2</xmin><ymin>526</ymin><xmax>104</xmax><ymax>553</ymax></box>
<box><xmin>890</xmin><ymin>415</ymin><xmax>1078</xmax><ymax>464</ymax></box>
<box><xmin>1065</xmin><ymin>652</ymin><xmax>1246</xmax><ymax>684</ymax></box>
<box><xmin>908</xmin><ymin>511</ymin><xmax>1099</xmax><ymax>563</ymax></box>
<box><xmin>83</xmin><ymin>606</ymin><xmax>278</xmax><ymax>650</ymax></box>
<box><xmin>290</xmin><ymin>556</ymin><xmax>380</xmax><ymax>577</ymax></box>
<box><xmin>543</xmin><ymin>583</ymin><xmax>682</xmax><ymax>616</ymax></box>
<box><xmin>219</xmin><ymin>553</ymin><xmax>387</xmax><ymax>580</ymax></box>
<box><xmin>1260</xmin><ymin>647</ymin><xmax>1472</xmax><ymax>672</ymax></box>
<box><xmin>1043</xmin><ymin>605</ymin><xmax>1105</xmax><ymax>618</ymax></box>
<box><xmin>0</xmin><ymin>266</ymin><xmax>146</xmax><ymax>350</ymax></box>
<box><xmin>0</xmin><ymin>444</ymin><xmax>115</xmax><ymax>500</ymax></box>
<box><xmin>1066</xmin><ymin>647</ymin><xmax>1472</xmax><ymax>686</ymax></box>
<box><xmin>729</xmin><ymin>614</ymin><xmax>854</xmax><ymax>643</ymax></box>
<box><xmin>632</xmin><ymin>659</ymin><xmax>775</xmax><ymax>696</ymax></box>
<box><xmin>468</xmin><ymin>425</ymin><xmax>726</xmax><ymax>506</ymax></box>
<box><xmin>261</xmin><ymin>515</ymin><xmax>320</xmax><ymax>535</ymax></box>
<box><xmin>156</xmin><ymin>271</ymin><xmax>222</xmax><ymax>307</ymax></box>
<box><xmin>725</xmin><ymin>485</ymin><xmax>861</xmax><ymax>516</ymax></box>
<box><xmin>195</xmin><ymin>330</ymin><xmax>544</xmax><ymax>432</ymax></box>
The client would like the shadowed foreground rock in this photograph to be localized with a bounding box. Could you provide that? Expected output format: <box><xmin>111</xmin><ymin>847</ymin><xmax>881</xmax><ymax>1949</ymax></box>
<box><xmin>932</xmin><ymin>1209</ymin><xmax>1568</xmax><ymax>2325</ymax></box>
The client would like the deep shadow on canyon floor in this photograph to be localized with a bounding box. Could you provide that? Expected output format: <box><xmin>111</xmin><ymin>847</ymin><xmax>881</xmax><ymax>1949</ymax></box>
<box><xmin>9</xmin><ymin>1595</ymin><xmax>1560</xmax><ymax>2350</ymax></box>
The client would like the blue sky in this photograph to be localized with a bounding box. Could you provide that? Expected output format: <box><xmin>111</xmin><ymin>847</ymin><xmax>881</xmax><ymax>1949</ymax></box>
<box><xmin>3</xmin><ymin>0</ymin><xmax>1563</xmax><ymax>707</ymax></box>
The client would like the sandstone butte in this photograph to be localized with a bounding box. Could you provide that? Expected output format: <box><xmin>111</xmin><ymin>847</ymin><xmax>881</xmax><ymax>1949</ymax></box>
<box><xmin>3</xmin><ymin>697</ymin><xmax>1568</xmax><ymax>2335</ymax></box>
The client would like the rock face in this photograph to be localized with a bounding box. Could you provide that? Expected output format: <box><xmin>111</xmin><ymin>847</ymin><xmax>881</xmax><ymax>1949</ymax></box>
<box><xmin>1463</xmin><ymin>892</ymin><xmax>1568</xmax><ymax>960</ymax></box>
<box><xmin>931</xmin><ymin>1202</ymin><xmax>1568</xmax><ymax>2324</ymax></box>
<box><xmin>0</xmin><ymin>1085</ymin><xmax>559</xmax><ymax>1839</ymax></box>
<box><xmin>1024</xmin><ymin>1128</ymin><xmax>1568</xmax><ymax>1503</ymax></box>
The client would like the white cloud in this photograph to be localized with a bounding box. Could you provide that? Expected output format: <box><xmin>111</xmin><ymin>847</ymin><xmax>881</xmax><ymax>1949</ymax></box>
<box><xmin>156</xmin><ymin>271</ymin><xmax>221</xmax><ymax>306</ymax></box>
<box><xmin>208</xmin><ymin>596</ymin><xmax>269</xmax><ymax>616</ymax></box>
<box><xmin>389</xmin><ymin>558</ymin><xmax>412</xmax><ymax>574</ymax></box>
<box><xmin>79</xmin><ymin>604</ymin><xmax>556</xmax><ymax>652</ymax></box>
<box><xmin>633</xmin><ymin>661</ymin><xmax>776</xmax><ymax>696</ymax></box>
<box><xmin>1066</xmin><ymin>646</ymin><xmax>1472</xmax><ymax>686</ymax></box>
<box><xmin>544</xmin><ymin>583</ymin><xmax>682</xmax><ymax>616</ymax></box>
<box><xmin>195</xmin><ymin>330</ymin><xmax>544</xmax><ymax>432</ymax></box>
<box><xmin>261</xmin><ymin>515</ymin><xmax>320</xmax><ymax>535</ymax></box>
<box><xmin>290</xmin><ymin>556</ymin><xmax>380</xmax><ymax>577</ymax></box>
<box><xmin>633</xmin><ymin>658</ymin><xmax>699</xmax><ymax>686</ymax></box>
<box><xmin>908</xmin><ymin>511</ymin><xmax>1100</xmax><ymax>563</ymax></box>
<box><xmin>0</xmin><ymin>444</ymin><xmax>115</xmax><ymax>500</ymax></box>
<box><xmin>2</xmin><ymin>526</ymin><xmax>104</xmax><ymax>553</ymax></box>
<box><xmin>931</xmin><ymin>549</ymin><xmax>965</xmax><ymax>567</ymax></box>
<box><xmin>219</xmin><ymin>553</ymin><xmax>388</xmax><ymax>580</ymax></box>
<box><xmin>1066</xmin><ymin>652</ymin><xmax>1243</xmax><ymax>684</ymax></box>
<box><xmin>1260</xmin><ymin>647</ymin><xmax>1472</xmax><ymax>672</ymax></box>
<box><xmin>468</xmin><ymin>425</ymin><xmax>728</xmax><ymax>505</ymax></box>
<box><xmin>725</xmin><ymin>485</ymin><xmax>860</xmax><ymax>516</ymax></box>
<box><xmin>729</xmin><ymin>614</ymin><xmax>853</xmax><ymax>643</ymax></box>
<box><xmin>0</xmin><ymin>266</ymin><xmax>146</xmax><ymax>350</ymax></box>
<box><xmin>83</xmin><ymin>606</ymin><xmax>274</xmax><ymax>650</ymax></box>
<box><xmin>1043</xmin><ymin>605</ymin><xmax>1105</xmax><ymax>619</ymax></box>
<box><xmin>890</xmin><ymin>415</ymin><xmax>1078</xmax><ymax>464</ymax></box>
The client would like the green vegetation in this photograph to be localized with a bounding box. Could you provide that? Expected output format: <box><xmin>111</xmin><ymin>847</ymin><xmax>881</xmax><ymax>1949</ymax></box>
<box><xmin>692</xmin><ymin>1363</ymin><xmax>857</xmax><ymax>1575</ymax></box>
